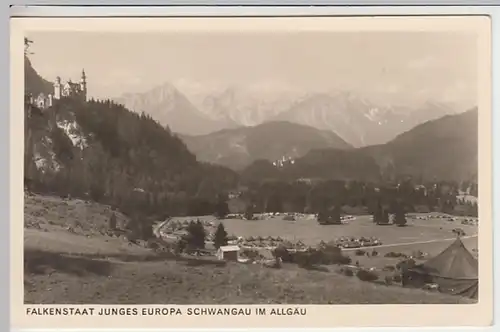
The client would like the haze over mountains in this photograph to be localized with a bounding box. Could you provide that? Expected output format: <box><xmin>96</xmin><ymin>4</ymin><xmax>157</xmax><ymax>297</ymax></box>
<box><xmin>113</xmin><ymin>82</ymin><xmax>237</xmax><ymax>136</ymax></box>
<box><xmin>114</xmin><ymin>80</ymin><xmax>461</xmax><ymax>147</ymax></box>
<box><xmin>182</xmin><ymin>106</ymin><xmax>478</xmax><ymax>183</ymax></box>
<box><xmin>180</xmin><ymin>121</ymin><xmax>352</xmax><ymax>171</ymax></box>
<box><xmin>25</xmin><ymin>56</ymin><xmax>478</xmax><ymax>184</ymax></box>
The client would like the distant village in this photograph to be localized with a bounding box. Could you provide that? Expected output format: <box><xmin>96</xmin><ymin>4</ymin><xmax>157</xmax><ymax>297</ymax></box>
<box><xmin>272</xmin><ymin>155</ymin><xmax>295</xmax><ymax>168</ymax></box>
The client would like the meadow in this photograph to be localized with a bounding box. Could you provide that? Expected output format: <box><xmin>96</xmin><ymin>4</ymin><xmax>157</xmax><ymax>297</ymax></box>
<box><xmin>23</xmin><ymin>194</ymin><xmax>478</xmax><ymax>304</ymax></box>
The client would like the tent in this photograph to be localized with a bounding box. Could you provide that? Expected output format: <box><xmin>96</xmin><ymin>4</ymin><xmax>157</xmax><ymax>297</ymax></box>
<box><xmin>403</xmin><ymin>237</ymin><xmax>478</xmax><ymax>299</ymax></box>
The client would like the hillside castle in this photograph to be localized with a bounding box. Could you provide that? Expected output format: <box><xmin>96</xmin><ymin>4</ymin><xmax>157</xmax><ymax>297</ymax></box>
<box><xmin>29</xmin><ymin>69</ymin><xmax>87</xmax><ymax>109</ymax></box>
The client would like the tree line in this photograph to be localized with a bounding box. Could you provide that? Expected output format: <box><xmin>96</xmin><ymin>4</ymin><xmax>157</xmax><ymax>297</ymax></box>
<box><xmin>239</xmin><ymin>178</ymin><xmax>478</xmax><ymax>217</ymax></box>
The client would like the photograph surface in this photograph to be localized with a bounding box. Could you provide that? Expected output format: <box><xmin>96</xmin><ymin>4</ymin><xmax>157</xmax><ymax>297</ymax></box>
<box><xmin>11</xmin><ymin>15</ymin><xmax>493</xmax><ymax>329</ymax></box>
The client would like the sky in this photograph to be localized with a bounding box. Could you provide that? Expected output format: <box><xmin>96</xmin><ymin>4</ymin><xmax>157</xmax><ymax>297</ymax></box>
<box><xmin>26</xmin><ymin>30</ymin><xmax>478</xmax><ymax>108</ymax></box>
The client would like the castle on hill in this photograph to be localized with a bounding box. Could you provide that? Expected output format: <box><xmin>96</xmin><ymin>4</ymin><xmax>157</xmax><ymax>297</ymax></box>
<box><xmin>30</xmin><ymin>69</ymin><xmax>87</xmax><ymax>109</ymax></box>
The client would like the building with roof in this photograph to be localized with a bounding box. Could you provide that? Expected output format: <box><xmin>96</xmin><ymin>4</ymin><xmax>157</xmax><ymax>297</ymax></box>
<box><xmin>216</xmin><ymin>245</ymin><xmax>240</xmax><ymax>261</ymax></box>
<box><xmin>28</xmin><ymin>69</ymin><xmax>88</xmax><ymax>110</ymax></box>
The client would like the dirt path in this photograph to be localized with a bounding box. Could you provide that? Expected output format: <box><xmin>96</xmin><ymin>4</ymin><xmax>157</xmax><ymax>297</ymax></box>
<box><xmin>342</xmin><ymin>234</ymin><xmax>478</xmax><ymax>251</ymax></box>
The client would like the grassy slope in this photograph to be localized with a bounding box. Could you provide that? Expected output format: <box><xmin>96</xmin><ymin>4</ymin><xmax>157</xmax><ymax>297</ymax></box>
<box><xmin>24</xmin><ymin>194</ymin><xmax>476</xmax><ymax>305</ymax></box>
<box><xmin>182</xmin><ymin>121</ymin><xmax>353</xmax><ymax>171</ymax></box>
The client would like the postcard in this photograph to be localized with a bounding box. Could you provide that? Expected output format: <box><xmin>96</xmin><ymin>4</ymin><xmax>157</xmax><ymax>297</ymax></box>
<box><xmin>11</xmin><ymin>13</ymin><xmax>492</xmax><ymax>329</ymax></box>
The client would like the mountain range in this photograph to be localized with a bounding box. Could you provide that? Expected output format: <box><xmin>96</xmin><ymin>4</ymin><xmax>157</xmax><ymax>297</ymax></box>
<box><xmin>239</xmin><ymin>107</ymin><xmax>478</xmax><ymax>183</ymax></box>
<box><xmin>114</xmin><ymin>81</ymin><xmax>460</xmax><ymax>147</ymax></box>
<box><xmin>113</xmin><ymin>82</ymin><xmax>237</xmax><ymax>136</ymax></box>
<box><xmin>25</xmin><ymin>57</ymin><xmax>478</xmax><ymax>184</ymax></box>
<box><xmin>360</xmin><ymin>107</ymin><xmax>478</xmax><ymax>182</ymax></box>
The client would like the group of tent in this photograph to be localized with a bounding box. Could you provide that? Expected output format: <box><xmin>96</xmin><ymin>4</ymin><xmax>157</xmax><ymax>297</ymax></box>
<box><xmin>402</xmin><ymin>237</ymin><xmax>478</xmax><ymax>299</ymax></box>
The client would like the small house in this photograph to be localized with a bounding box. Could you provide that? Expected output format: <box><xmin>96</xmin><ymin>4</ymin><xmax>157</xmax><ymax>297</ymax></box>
<box><xmin>217</xmin><ymin>245</ymin><xmax>240</xmax><ymax>261</ymax></box>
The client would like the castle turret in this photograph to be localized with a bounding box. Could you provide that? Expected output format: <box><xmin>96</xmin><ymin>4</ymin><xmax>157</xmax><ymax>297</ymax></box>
<box><xmin>80</xmin><ymin>69</ymin><xmax>87</xmax><ymax>101</ymax></box>
<box><xmin>53</xmin><ymin>76</ymin><xmax>61</xmax><ymax>99</ymax></box>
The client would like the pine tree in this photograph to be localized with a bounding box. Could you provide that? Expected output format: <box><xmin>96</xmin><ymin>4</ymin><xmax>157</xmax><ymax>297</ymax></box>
<box><xmin>108</xmin><ymin>212</ymin><xmax>117</xmax><ymax>230</ymax></box>
<box><xmin>381</xmin><ymin>209</ymin><xmax>390</xmax><ymax>224</ymax></box>
<box><xmin>374</xmin><ymin>201</ymin><xmax>390</xmax><ymax>225</ymax></box>
<box><xmin>330</xmin><ymin>205</ymin><xmax>342</xmax><ymax>224</ymax></box>
<box><xmin>214</xmin><ymin>222</ymin><xmax>229</xmax><ymax>249</ymax></box>
<box><xmin>373</xmin><ymin>201</ymin><xmax>383</xmax><ymax>224</ymax></box>
<box><xmin>186</xmin><ymin>219</ymin><xmax>206</xmax><ymax>250</ymax></box>
<box><xmin>244</xmin><ymin>204</ymin><xmax>254</xmax><ymax>221</ymax></box>
<box><xmin>195</xmin><ymin>219</ymin><xmax>206</xmax><ymax>249</ymax></box>
<box><xmin>317</xmin><ymin>209</ymin><xmax>328</xmax><ymax>224</ymax></box>
<box><xmin>139</xmin><ymin>218</ymin><xmax>154</xmax><ymax>240</ymax></box>
<box><xmin>393</xmin><ymin>204</ymin><xmax>407</xmax><ymax>227</ymax></box>
<box><xmin>214</xmin><ymin>194</ymin><xmax>230</xmax><ymax>219</ymax></box>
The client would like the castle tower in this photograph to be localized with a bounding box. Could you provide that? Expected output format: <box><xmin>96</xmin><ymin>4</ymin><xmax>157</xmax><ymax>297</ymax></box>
<box><xmin>54</xmin><ymin>76</ymin><xmax>61</xmax><ymax>99</ymax></box>
<box><xmin>80</xmin><ymin>69</ymin><xmax>87</xmax><ymax>101</ymax></box>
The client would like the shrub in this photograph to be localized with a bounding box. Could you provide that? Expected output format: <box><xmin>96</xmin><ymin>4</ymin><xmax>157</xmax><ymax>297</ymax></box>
<box><xmin>242</xmin><ymin>248</ymin><xmax>261</xmax><ymax>261</ymax></box>
<box><xmin>384</xmin><ymin>275</ymin><xmax>393</xmax><ymax>285</ymax></box>
<box><xmin>356</xmin><ymin>269</ymin><xmax>379</xmax><ymax>282</ymax></box>
<box><xmin>295</xmin><ymin>249</ymin><xmax>322</xmax><ymax>267</ymax></box>
<box><xmin>371</xmin><ymin>250</ymin><xmax>379</xmax><ymax>257</ymax></box>
<box><xmin>384</xmin><ymin>251</ymin><xmax>407</xmax><ymax>258</ymax></box>
<box><xmin>383</xmin><ymin>265</ymin><xmax>396</xmax><ymax>272</ymax></box>
<box><xmin>126</xmin><ymin>231</ymin><xmax>138</xmax><ymax>244</ymax></box>
<box><xmin>146</xmin><ymin>240</ymin><xmax>160</xmax><ymax>250</ymax></box>
<box><xmin>396</xmin><ymin>258</ymin><xmax>416</xmax><ymax>271</ymax></box>
<box><xmin>343</xmin><ymin>268</ymin><xmax>354</xmax><ymax>276</ymax></box>
<box><xmin>355</xmin><ymin>249</ymin><xmax>366</xmax><ymax>256</ymax></box>
<box><xmin>273</xmin><ymin>245</ymin><xmax>294</xmax><ymax>263</ymax></box>
<box><xmin>337</xmin><ymin>255</ymin><xmax>352</xmax><ymax>265</ymax></box>
<box><xmin>108</xmin><ymin>213</ymin><xmax>117</xmax><ymax>230</ymax></box>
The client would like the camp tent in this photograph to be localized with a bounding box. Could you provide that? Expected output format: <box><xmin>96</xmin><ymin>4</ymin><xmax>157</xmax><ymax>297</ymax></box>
<box><xmin>403</xmin><ymin>237</ymin><xmax>478</xmax><ymax>299</ymax></box>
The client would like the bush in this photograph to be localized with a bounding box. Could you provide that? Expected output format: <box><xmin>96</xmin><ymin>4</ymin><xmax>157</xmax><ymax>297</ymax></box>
<box><xmin>273</xmin><ymin>245</ymin><xmax>294</xmax><ymax>263</ymax></box>
<box><xmin>108</xmin><ymin>213</ymin><xmax>117</xmax><ymax>230</ymax></box>
<box><xmin>126</xmin><ymin>231</ymin><xmax>138</xmax><ymax>244</ymax></box>
<box><xmin>140</xmin><ymin>222</ymin><xmax>154</xmax><ymax>240</ymax></box>
<box><xmin>371</xmin><ymin>250</ymin><xmax>379</xmax><ymax>257</ymax></box>
<box><xmin>384</xmin><ymin>251</ymin><xmax>407</xmax><ymax>258</ymax></box>
<box><xmin>295</xmin><ymin>249</ymin><xmax>323</xmax><ymax>267</ymax></box>
<box><xmin>343</xmin><ymin>267</ymin><xmax>354</xmax><ymax>276</ymax></box>
<box><xmin>384</xmin><ymin>275</ymin><xmax>393</xmax><ymax>285</ymax></box>
<box><xmin>337</xmin><ymin>255</ymin><xmax>352</xmax><ymax>265</ymax></box>
<box><xmin>355</xmin><ymin>249</ymin><xmax>366</xmax><ymax>256</ymax></box>
<box><xmin>214</xmin><ymin>222</ymin><xmax>229</xmax><ymax>249</ymax></box>
<box><xmin>242</xmin><ymin>248</ymin><xmax>262</xmax><ymax>261</ymax></box>
<box><xmin>146</xmin><ymin>240</ymin><xmax>160</xmax><ymax>250</ymax></box>
<box><xmin>356</xmin><ymin>269</ymin><xmax>379</xmax><ymax>282</ymax></box>
<box><xmin>396</xmin><ymin>258</ymin><xmax>416</xmax><ymax>271</ymax></box>
<box><xmin>383</xmin><ymin>265</ymin><xmax>396</xmax><ymax>272</ymax></box>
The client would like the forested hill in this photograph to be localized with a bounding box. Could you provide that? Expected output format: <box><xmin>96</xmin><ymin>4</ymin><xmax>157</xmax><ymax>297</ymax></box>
<box><xmin>181</xmin><ymin>121</ymin><xmax>353</xmax><ymax>170</ymax></box>
<box><xmin>361</xmin><ymin>107</ymin><xmax>478</xmax><ymax>182</ymax></box>
<box><xmin>25</xmin><ymin>57</ymin><xmax>54</xmax><ymax>97</ymax></box>
<box><xmin>24</xmin><ymin>96</ymin><xmax>239</xmax><ymax>218</ymax></box>
<box><xmin>240</xmin><ymin>108</ymin><xmax>478</xmax><ymax>184</ymax></box>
